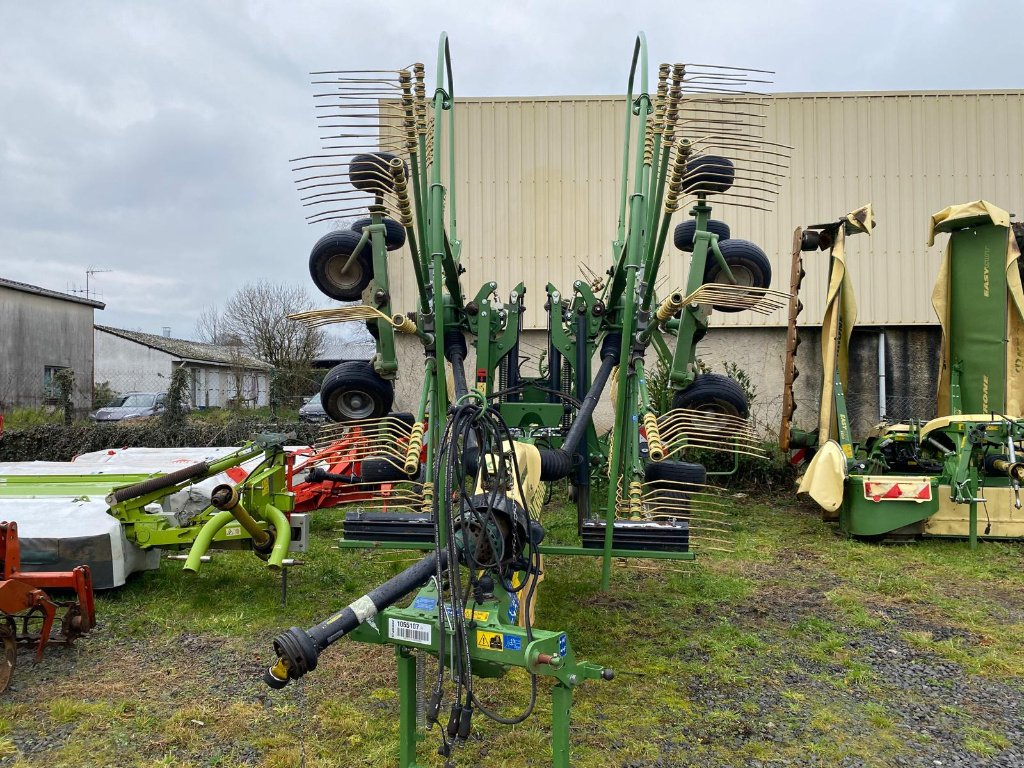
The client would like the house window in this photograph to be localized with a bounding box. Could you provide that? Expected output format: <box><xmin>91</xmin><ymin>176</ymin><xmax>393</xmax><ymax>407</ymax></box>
<box><xmin>43</xmin><ymin>366</ymin><xmax>70</xmax><ymax>403</ymax></box>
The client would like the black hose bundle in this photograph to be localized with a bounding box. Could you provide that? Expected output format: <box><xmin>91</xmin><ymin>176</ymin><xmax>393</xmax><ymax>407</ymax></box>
<box><xmin>427</xmin><ymin>394</ymin><xmax>544</xmax><ymax>757</ymax></box>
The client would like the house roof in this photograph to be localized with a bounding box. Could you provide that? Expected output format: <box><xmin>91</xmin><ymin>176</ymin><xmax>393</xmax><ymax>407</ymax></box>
<box><xmin>95</xmin><ymin>325</ymin><xmax>273</xmax><ymax>370</ymax></box>
<box><xmin>316</xmin><ymin>332</ymin><xmax>374</xmax><ymax>363</ymax></box>
<box><xmin>0</xmin><ymin>277</ymin><xmax>105</xmax><ymax>309</ymax></box>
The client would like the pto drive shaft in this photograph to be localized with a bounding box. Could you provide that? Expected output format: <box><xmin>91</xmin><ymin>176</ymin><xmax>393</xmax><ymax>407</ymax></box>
<box><xmin>264</xmin><ymin>549</ymin><xmax>449</xmax><ymax>688</ymax></box>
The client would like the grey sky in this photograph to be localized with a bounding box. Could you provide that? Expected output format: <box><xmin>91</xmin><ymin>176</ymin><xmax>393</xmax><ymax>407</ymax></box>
<box><xmin>1</xmin><ymin>0</ymin><xmax>1021</xmax><ymax>339</ymax></box>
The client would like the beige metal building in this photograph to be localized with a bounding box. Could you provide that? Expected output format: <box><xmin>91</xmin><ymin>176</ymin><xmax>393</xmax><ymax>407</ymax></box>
<box><xmin>385</xmin><ymin>90</ymin><xmax>1024</xmax><ymax>435</ymax></box>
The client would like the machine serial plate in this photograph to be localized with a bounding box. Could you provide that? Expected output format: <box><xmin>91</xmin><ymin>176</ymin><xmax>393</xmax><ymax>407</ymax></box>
<box><xmin>389</xmin><ymin>618</ymin><xmax>432</xmax><ymax>645</ymax></box>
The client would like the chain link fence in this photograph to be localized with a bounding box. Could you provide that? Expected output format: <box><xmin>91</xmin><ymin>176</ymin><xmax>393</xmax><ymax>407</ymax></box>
<box><xmin>2</xmin><ymin>366</ymin><xmax>329</xmax><ymax>430</ymax></box>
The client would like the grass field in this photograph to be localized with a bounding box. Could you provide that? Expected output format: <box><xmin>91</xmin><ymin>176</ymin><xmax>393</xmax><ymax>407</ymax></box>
<box><xmin>0</xmin><ymin>494</ymin><xmax>1020</xmax><ymax>768</ymax></box>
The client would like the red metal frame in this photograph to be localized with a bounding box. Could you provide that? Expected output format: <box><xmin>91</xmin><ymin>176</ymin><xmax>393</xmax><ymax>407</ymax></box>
<box><xmin>0</xmin><ymin>522</ymin><xmax>95</xmax><ymax>660</ymax></box>
<box><xmin>288</xmin><ymin>427</ymin><xmax>426</xmax><ymax>514</ymax></box>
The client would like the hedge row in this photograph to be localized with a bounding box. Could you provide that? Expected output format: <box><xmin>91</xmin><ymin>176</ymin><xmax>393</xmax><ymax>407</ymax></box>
<box><xmin>0</xmin><ymin>421</ymin><xmax>321</xmax><ymax>463</ymax></box>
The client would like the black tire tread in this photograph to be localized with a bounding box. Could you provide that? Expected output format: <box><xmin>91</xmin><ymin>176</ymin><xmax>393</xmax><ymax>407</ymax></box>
<box><xmin>351</xmin><ymin>217</ymin><xmax>407</xmax><ymax>252</ymax></box>
<box><xmin>671</xmin><ymin>373</ymin><xmax>749</xmax><ymax>418</ymax></box>
<box><xmin>703</xmin><ymin>238</ymin><xmax>772</xmax><ymax>314</ymax></box>
<box><xmin>673</xmin><ymin>219</ymin><xmax>731</xmax><ymax>252</ymax></box>
<box><xmin>320</xmin><ymin>361</ymin><xmax>394</xmax><ymax>422</ymax></box>
<box><xmin>309</xmin><ymin>229</ymin><xmax>372</xmax><ymax>301</ymax></box>
<box><xmin>682</xmin><ymin>155</ymin><xmax>735</xmax><ymax>195</ymax></box>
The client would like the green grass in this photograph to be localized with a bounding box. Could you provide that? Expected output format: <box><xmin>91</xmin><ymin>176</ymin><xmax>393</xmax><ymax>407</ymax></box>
<box><xmin>0</xmin><ymin>407</ymin><xmax>63</xmax><ymax>430</ymax></box>
<box><xmin>0</xmin><ymin>496</ymin><xmax>1019</xmax><ymax>767</ymax></box>
<box><xmin>187</xmin><ymin>406</ymin><xmax>302</xmax><ymax>425</ymax></box>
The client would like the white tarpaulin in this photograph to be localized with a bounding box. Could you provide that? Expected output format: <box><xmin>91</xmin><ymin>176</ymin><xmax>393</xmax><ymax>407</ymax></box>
<box><xmin>0</xmin><ymin>497</ymin><xmax>159</xmax><ymax>588</ymax></box>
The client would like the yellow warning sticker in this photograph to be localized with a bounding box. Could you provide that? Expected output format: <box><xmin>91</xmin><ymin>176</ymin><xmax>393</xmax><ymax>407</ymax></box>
<box><xmin>464</xmin><ymin>609</ymin><xmax>490</xmax><ymax>621</ymax></box>
<box><xmin>476</xmin><ymin>631</ymin><xmax>503</xmax><ymax>651</ymax></box>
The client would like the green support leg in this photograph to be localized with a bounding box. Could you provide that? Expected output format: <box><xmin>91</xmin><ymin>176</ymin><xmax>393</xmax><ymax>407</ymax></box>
<box><xmin>969</xmin><ymin>467</ymin><xmax>979</xmax><ymax>550</ymax></box>
<box><xmin>551</xmin><ymin>683</ymin><xmax>573</xmax><ymax>768</ymax></box>
<box><xmin>397</xmin><ymin>647</ymin><xmax>421</xmax><ymax>768</ymax></box>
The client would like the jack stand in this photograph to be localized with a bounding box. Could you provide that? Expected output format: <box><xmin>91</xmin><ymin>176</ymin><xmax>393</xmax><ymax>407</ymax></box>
<box><xmin>398</xmin><ymin>647</ymin><xmax>423</xmax><ymax>768</ymax></box>
<box><xmin>551</xmin><ymin>682</ymin><xmax>573</xmax><ymax>768</ymax></box>
<box><xmin>279</xmin><ymin>560</ymin><xmax>304</xmax><ymax>607</ymax></box>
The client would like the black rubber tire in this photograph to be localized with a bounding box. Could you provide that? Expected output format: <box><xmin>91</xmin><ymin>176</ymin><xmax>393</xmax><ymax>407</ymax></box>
<box><xmin>673</xmin><ymin>219</ymin><xmax>731</xmax><ymax>252</ymax></box>
<box><xmin>671</xmin><ymin>373</ymin><xmax>749</xmax><ymax>418</ymax></box>
<box><xmin>348</xmin><ymin>152</ymin><xmax>403</xmax><ymax>195</ymax></box>
<box><xmin>644</xmin><ymin>459</ymin><xmax>706</xmax><ymax>517</ymax></box>
<box><xmin>682</xmin><ymin>155</ymin><xmax>734</xmax><ymax>195</ymax></box>
<box><xmin>361</xmin><ymin>457</ymin><xmax>414</xmax><ymax>483</ymax></box>
<box><xmin>644</xmin><ymin>459</ymin><xmax>706</xmax><ymax>485</ymax></box>
<box><xmin>703</xmin><ymin>238</ymin><xmax>772</xmax><ymax>313</ymax></box>
<box><xmin>320</xmin><ymin>361</ymin><xmax>394</xmax><ymax>422</ymax></box>
<box><xmin>351</xmin><ymin>217</ymin><xmax>407</xmax><ymax>252</ymax></box>
<box><xmin>309</xmin><ymin>230</ymin><xmax>372</xmax><ymax>301</ymax></box>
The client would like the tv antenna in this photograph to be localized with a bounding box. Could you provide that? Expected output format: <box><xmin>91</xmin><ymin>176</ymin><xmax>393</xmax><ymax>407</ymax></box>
<box><xmin>71</xmin><ymin>267</ymin><xmax>111</xmax><ymax>301</ymax></box>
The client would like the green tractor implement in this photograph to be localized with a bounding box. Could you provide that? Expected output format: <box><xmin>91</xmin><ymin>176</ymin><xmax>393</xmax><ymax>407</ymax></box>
<box><xmin>0</xmin><ymin>435</ymin><xmax>307</xmax><ymax>589</ymax></box>
<box><xmin>266</xmin><ymin>33</ymin><xmax>789</xmax><ymax>766</ymax></box>
<box><xmin>789</xmin><ymin>201</ymin><xmax>1024</xmax><ymax>543</ymax></box>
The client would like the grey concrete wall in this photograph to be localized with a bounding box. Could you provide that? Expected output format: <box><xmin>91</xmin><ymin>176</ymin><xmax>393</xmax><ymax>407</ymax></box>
<box><xmin>0</xmin><ymin>287</ymin><xmax>96</xmax><ymax>411</ymax></box>
<box><xmin>386</xmin><ymin>324</ymin><xmax>942</xmax><ymax>442</ymax></box>
<box><xmin>94</xmin><ymin>330</ymin><xmax>174</xmax><ymax>395</ymax></box>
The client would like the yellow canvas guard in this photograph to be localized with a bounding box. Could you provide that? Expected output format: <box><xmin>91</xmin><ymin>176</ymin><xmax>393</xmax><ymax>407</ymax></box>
<box><xmin>797</xmin><ymin>440</ymin><xmax>847</xmax><ymax>513</ymax></box>
<box><xmin>817</xmin><ymin>209</ymin><xmax>867</xmax><ymax>441</ymax></box>
<box><xmin>929</xmin><ymin>200</ymin><xmax>1024</xmax><ymax>415</ymax></box>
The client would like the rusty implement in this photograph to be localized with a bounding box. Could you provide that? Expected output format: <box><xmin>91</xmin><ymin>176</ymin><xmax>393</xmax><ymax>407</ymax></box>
<box><xmin>0</xmin><ymin>521</ymin><xmax>95</xmax><ymax>692</ymax></box>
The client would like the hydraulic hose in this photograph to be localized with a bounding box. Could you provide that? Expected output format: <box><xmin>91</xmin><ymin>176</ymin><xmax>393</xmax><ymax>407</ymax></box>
<box><xmin>444</xmin><ymin>330</ymin><xmax>470</xmax><ymax>399</ymax></box>
<box><xmin>537</xmin><ymin>333</ymin><xmax>621</xmax><ymax>480</ymax></box>
<box><xmin>265</xmin><ymin>549</ymin><xmax>449</xmax><ymax>689</ymax></box>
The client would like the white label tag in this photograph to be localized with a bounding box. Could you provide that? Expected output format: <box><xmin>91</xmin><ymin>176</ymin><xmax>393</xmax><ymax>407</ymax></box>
<box><xmin>224</xmin><ymin>526</ymin><xmax>242</xmax><ymax>538</ymax></box>
<box><xmin>388</xmin><ymin>618</ymin><xmax>432</xmax><ymax>646</ymax></box>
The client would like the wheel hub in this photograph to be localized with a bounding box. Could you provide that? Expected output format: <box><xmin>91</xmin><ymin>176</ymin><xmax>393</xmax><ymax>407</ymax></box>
<box><xmin>340</xmin><ymin>389</ymin><xmax>374</xmax><ymax>419</ymax></box>
<box><xmin>326</xmin><ymin>254</ymin><xmax>363</xmax><ymax>290</ymax></box>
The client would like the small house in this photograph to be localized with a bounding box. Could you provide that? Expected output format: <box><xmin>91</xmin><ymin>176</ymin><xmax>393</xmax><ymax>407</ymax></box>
<box><xmin>94</xmin><ymin>326</ymin><xmax>273</xmax><ymax>408</ymax></box>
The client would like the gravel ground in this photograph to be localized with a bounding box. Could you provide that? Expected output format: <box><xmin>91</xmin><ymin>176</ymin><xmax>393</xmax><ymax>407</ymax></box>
<box><xmin>656</xmin><ymin>552</ymin><xmax>1024</xmax><ymax>767</ymax></box>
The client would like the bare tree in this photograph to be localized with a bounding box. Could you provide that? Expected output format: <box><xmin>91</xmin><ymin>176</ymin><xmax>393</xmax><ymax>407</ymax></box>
<box><xmin>194</xmin><ymin>305</ymin><xmax>235</xmax><ymax>346</ymax></box>
<box><xmin>217</xmin><ymin>282</ymin><xmax>324</xmax><ymax>368</ymax></box>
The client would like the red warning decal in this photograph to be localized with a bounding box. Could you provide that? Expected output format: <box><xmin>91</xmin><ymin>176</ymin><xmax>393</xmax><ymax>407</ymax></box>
<box><xmin>862</xmin><ymin>477</ymin><xmax>932</xmax><ymax>503</ymax></box>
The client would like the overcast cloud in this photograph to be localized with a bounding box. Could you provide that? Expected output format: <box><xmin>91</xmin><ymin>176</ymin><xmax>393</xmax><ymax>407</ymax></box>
<box><xmin>1</xmin><ymin>0</ymin><xmax>1021</xmax><ymax>339</ymax></box>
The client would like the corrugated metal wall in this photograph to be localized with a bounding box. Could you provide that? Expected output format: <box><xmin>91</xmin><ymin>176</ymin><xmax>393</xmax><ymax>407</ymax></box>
<box><xmin>387</xmin><ymin>91</ymin><xmax>1024</xmax><ymax>329</ymax></box>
